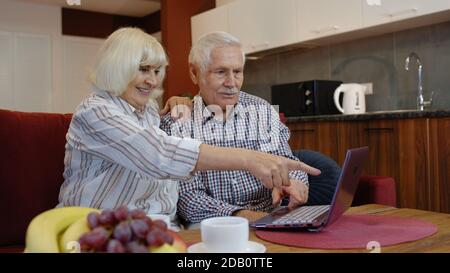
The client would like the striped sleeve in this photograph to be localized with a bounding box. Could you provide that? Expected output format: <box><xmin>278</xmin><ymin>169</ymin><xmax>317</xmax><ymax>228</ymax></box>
<box><xmin>69</xmin><ymin>103</ymin><xmax>201</xmax><ymax>180</ymax></box>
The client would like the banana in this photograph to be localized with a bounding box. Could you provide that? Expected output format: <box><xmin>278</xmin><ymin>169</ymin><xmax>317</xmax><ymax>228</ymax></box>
<box><xmin>59</xmin><ymin>216</ymin><xmax>91</xmax><ymax>253</ymax></box>
<box><xmin>24</xmin><ymin>207</ymin><xmax>99</xmax><ymax>253</ymax></box>
<box><xmin>149</xmin><ymin>244</ymin><xmax>178</xmax><ymax>253</ymax></box>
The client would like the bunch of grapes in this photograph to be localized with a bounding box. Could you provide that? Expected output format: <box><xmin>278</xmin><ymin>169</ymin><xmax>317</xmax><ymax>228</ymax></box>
<box><xmin>78</xmin><ymin>206</ymin><xmax>173</xmax><ymax>253</ymax></box>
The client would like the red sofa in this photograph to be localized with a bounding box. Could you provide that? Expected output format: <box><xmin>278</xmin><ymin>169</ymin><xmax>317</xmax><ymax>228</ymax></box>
<box><xmin>0</xmin><ymin>109</ymin><xmax>72</xmax><ymax>252</ymax></box>
<box><xmin>0</xmin><ymin>109</ymin><xmax>396</xmax><ymax>252</ymax></box>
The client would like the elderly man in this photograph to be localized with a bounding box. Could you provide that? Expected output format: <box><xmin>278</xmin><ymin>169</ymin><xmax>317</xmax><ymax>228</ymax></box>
<box><xmin>161</xmin><ymin>31</ymin><xmax>311</xmax><ymax>224</ymax></box>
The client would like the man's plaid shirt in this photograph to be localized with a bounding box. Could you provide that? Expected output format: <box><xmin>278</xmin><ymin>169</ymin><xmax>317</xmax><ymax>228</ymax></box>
<box><xmin>160</xmin><ymin>92</ymin><xmax>308</xmax><ymax>223</ymax></box>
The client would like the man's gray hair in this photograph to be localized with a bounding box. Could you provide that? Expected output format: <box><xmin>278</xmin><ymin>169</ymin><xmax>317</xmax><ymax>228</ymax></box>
<box><xmin>189</xmin><ymin>31</ymin><xmax>245</xmax><ymax>73</ymax></box>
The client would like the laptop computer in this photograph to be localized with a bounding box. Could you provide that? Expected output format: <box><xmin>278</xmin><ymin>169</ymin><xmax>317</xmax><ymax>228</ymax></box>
<box><xmin>250</xmin><ymin>146</ymin><xmax>368</xmax><ymax>231</ymax></box>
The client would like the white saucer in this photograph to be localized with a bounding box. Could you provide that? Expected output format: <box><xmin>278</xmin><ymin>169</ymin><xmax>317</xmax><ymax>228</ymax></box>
<box><xmin>187</xmin><ymin>241</ymin><xmax>266</xmax><ymax>253</ymax></box>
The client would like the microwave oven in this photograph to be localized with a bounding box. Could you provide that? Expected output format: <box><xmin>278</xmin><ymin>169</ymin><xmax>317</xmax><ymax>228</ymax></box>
<box><xmin>271</xmin><ymin>80</ymin><xmax>342</xmax><ymax>117</ymax></box>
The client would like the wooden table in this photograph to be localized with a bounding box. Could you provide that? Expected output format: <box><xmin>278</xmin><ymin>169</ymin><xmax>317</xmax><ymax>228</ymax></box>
<box><xmin>178</xmin><ymin>204</ymin><xmax>450</xmax><ymax>253</ymax></box>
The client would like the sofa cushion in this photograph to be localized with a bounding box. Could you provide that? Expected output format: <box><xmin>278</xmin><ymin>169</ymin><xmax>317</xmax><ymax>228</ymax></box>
<box><xmin>0</xmin><ymin>109</ymin><xmax>72</xmax><ymax>246</ymax></box>
<box><xmin>353</xmin><ymin>175</ymin><xmax>397</xmax><ymax>207</ymax></box>
<box><xmin>293</xmin><ymin>149</ymin><xmax>341</xmax><ymax>206</ymax></box>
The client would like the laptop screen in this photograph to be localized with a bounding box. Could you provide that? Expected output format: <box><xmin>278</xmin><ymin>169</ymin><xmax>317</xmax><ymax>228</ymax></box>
<box><xmin>325</xmin><ymin>146</ymin><xmax>368</xmax><ymax>226</ymax></box>
<box><xmin>250</xmin><ymin>146</ymin><xmax>368</xmax><ymax>230</ymax></box>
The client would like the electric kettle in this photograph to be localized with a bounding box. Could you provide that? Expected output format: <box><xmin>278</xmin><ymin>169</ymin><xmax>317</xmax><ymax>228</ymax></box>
<box><xmin>333</xmin><ymin>83</ymin><xmax>366</xmax><ymax>114</ymax></box>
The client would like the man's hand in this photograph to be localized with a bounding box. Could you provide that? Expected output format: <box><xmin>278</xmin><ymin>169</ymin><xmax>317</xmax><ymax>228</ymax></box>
<box><xmin>159</xmin><ymin>96</ymin><xmax>192</xmax><ymax>121</ymax></box>
<box><xmin>233</xmin><ymin>210</ymin><xmax>269</xmax><ymax>222</ymax></box>
<box><xmin>272</xmin><ymin>180</ymin><xmax>309</xmax><ymax>209</ymax></box>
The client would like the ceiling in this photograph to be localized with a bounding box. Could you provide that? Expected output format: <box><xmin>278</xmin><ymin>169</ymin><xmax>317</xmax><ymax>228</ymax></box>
<box><xmin>18</xmin><ymin>0</ymin><xmax>161</xmax><ymax>17</ymax></box>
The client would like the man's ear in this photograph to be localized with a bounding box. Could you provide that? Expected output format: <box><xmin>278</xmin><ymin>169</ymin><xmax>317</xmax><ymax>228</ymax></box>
<box><xmin>189</xmin><ymin>65</ymin><xmax>199</xmax><ymax>85</ymax></box>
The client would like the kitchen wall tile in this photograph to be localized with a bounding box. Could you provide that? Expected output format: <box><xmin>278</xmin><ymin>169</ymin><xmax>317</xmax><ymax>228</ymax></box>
<box><xmin>241</xmin><ymin>84</ymin><xmax>272</xmax><ymax>103</ymax></box>
<box><xmin>243</xmin><ymin>54</ymin><xmax>278</xmax><ymax>85</ymax></box>
<box><xmin>429</xmin><ymin>21</ymin><xmax>450</xmax><ymax>110</ymax></box>
<box><xmin>242</xmin><ymin>54</ymin><xmax>278</xmax><ymax>103</ymax></box>
<box><xmin>395</xmin><ymin>25</ymin><xmax>435</xmax><ymax>108</ymax></box>
<box><xmin>432</xmin><ymin>20</ymin><xmax>450</xmax><ymax>43</ymax></box>
<box><xmin>430</xmin><ymin>86</ymin><xmax>450</xmax><ymax>110</ymax></box>
<box><xmin>366</xmin><ymin>95</ymin><xmax>399</xmax><ymax>112</ymax></box>
<box><xmin>277</xmin><ymin>46</ymin><xmax>330</xmax><ymax>84</ymax></box>
<box><xmin>396</xmin><ymin>93</ymin><xmax>418</xmax><ymax>110</ymax></box>
<box><xmin>330</xmin><ymin>33</ymin><xmax>397</xmax><ymax>109</ymax></box>
<box><xmin>395</xmin><ymin>21</ymin><xmax>450</xmax><ymax>110</ymax></box>
<box><xmin>243</xmin><ymin>20</ymin><xmax>450</xmax><ymax>112</ymax></box>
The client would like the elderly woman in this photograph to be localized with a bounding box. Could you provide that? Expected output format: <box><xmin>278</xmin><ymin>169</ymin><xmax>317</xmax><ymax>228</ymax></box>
<box><xmin>57</xmin><ymin>27</ymin><xmax>319</xmax><ymax>227</ymax></box>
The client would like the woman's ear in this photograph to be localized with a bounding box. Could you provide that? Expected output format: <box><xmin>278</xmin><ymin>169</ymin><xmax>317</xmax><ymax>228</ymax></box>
<box><xmin>189</xmin><ymin>65</ymin><xmax>199</xmax><ymax>85</ymax></box>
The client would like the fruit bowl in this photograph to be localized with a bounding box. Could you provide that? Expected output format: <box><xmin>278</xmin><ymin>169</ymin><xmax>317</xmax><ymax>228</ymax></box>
<box><xmin>24</xmin><ymin>206</ymin><xmax>187</xmax><ymax>253</ymax></box>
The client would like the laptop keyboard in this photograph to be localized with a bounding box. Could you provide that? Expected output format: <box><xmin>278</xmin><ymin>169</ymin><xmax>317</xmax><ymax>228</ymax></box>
<box><xmin>273</xmin><ymin>205</ymin><xmax>330</xmax><ymax>225</ymax></box>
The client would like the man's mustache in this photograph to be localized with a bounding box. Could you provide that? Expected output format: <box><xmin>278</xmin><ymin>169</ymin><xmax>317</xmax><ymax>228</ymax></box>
<box><xmin>219</xmin><ymin>88</ymin><xmax>239</xmax><ymax>95</ymax></box>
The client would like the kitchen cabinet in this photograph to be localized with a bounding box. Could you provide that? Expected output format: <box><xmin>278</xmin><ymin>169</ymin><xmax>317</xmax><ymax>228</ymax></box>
<box><xmin>396</xmin><ymin>119</ymin><xmax>430</xmax><ymax>210</ymax></box>
<box><xmin>288</xmin><ymin>121</ymin><xmax>339</xmax><ymax>160</ymax></box>
<box><xmin>295</xmin><ymin>0</ymin><xmax>362</xmax><ymax>42</ymax></box>
<box><xmin>228</xmin><ymin>0</ymin><xmax>297</xmax><ymax>54</ymax></box>
<box><xmin>362</xmin><ymin>0</ymin><xmax>450</xmax><ymax>27</ymax></box>
<box><xmin>191</xmin><ymin>0</ymin><xmax>450</xmax><ymax>55</ymax></box>
<box><xmin>287</xmin><ymin>116</ymin><xmax>450</xmax><ymax>213</ymax></box>
<box><xmin>337</xmin><ymin>120</ymin><xmax>399</xmax><ymax>182</ymax></box>
<box><xmin>429</xmin><ymin>118</ymin><xmax>450</xmax><ymax>213</ymax></box>
<box><xmin>289</xmin><ymin>119</ymin><xmax>400</xmax><ymax>178</ymax></box>
<box><xmin>191</xmin><ymin>0</ymin><xmax>297</xmax><ymax>54</ymax></box>
<box><xmin>191</xmin><ymin>4</ymin><xmax>229</xmax><ymax>44</ymax></box>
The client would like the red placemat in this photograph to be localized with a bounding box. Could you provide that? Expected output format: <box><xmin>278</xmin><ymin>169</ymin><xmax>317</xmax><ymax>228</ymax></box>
<box><xmin>255</xmin><ymin>214</ymin><xmax>438</xmax><ymax>249</ymax></box>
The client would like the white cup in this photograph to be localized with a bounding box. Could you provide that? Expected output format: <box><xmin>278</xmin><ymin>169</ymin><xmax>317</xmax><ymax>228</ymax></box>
<box><xmin>200</xmin><ymin>216</ymin><xmax>249</xmax><ymax>253</ymax></box>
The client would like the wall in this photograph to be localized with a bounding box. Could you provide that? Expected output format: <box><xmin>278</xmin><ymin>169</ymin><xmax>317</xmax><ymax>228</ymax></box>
<box><xmin>216</xmin><ymin>0</ymin><xmax>237</xmax><ymax>6</ymax></box>
<box><xmin>243</xmin><ymin>20</ymin><xmax>450</xmax><ymax>112</ymax></box>
<box><xmin>62</xmin><ymin>8</ymin><xmax>160</xmax><ymax>38</ymax></box>
<box><xmin>1</xmin><ymin>0</ymin><xmax>219</xmax><ymax>112</ymax></box>
<box><xmin>0</xmin><ymin>0</ymin><xmax>104</xmax><ymax>113</ymax></box>
<box><xmin>0</xmin><ymin>0</ymin><xmax>61</xmax><ymax>112</ymax></box>
<box><xmin>161</xmin><ymin>0</ymin><xmax>215</xmax><ymax>101</ymax></box>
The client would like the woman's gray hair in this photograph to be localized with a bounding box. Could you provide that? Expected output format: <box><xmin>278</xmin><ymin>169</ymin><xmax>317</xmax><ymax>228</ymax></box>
<box><xmin>189</xmin><ymin>31</ymin><xmax>245</xmax><ymax>73</ymax></box>
<box><xmin>89</xmin><ymin>27</ymin><xmax>168</xmax><ymax>96</ymax></box>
